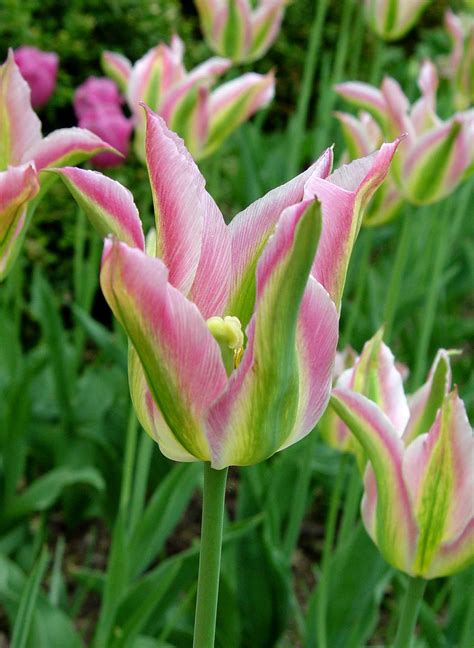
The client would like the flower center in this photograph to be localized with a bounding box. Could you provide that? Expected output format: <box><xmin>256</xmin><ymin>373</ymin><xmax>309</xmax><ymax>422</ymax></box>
<box><xmin>207</xmin><ymin>315</ymin><xmax>244</xmax><ymax>369</ymax></box>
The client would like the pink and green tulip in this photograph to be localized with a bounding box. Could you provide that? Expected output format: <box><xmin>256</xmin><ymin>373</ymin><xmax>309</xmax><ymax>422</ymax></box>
<box><xmin>440</xmin><ymin>9</ymin><xmax>474</xmax><ymax>111</ymax></box>
<box><xmin>364</xmin><ymin>0</ymin><xmax>432</xmax><ymax>41</ymax></box>
<box><xmin>102</xmin><ymin>36</ymin><xmax>275</xmax><ymax>160</ymax></box>
<box><xmin>194</xmin><ymin>0</ymin><xmax>287</xmax><ymax>63</ymax></box>
<box><xmin>331</xmin><ymin>350</ymin><xmax>474</xmax><ymax>578</ymax></box>
<box><xmin>52</xmin><ymin>108</ymin><xmax>399</xmax><ymax>467</ymax></box>
<box><xmin>0</xmin><ymin>51</ymin><xmax>112</xmax><ymax>280</ymax></box>
<box><xmin>336</xmin><ymin>60</ymin><xmax>474</xmax><ymax>205</ymax></box>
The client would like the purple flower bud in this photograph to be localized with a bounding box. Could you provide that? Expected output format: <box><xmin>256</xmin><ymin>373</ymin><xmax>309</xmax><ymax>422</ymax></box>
<box><xmin>13</xmin><ymin>46</ymin><xmax>59</xmax><ymax>109</ymax></box>
<box><xmin>74</xmin><ymin>77</ymin><xmax>123</xmax><ymax>119</ymax></box>
<box><xmin>78</xmin><ymin>107</ymin><xmax>133</xmax><ymax>168</ymax></box>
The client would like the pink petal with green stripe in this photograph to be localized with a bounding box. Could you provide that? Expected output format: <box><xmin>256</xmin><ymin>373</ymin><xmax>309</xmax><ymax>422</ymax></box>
<box><xmin>334</xmin><ymin>81</ymin><xmax>389</xmax><ymax>128</ymax></box>
<box><xmin>330</xmin><ymin>388</ymin><xmax>417</xmax><ymax>571</ymax></box>
<box><xmin>403</xmin><ymin>390</ymin><xmax>474</xmax><ymax>577</ymax></box>
<box><xmin>101</xmin><ymin>51</ymin><xmax>132</xmax><ymax>93</ymax></box>
<box><xmin>249</xmin><ymin>0</ymin><xmax>286</xmax><ymax>61</ymax></box>
<box><xmin>50</xmin><ymin>167</ymin><xmax>144</xmax><ymax>249</ymax></box>
<box><xmin>144</xmin><ymin>108</ymin><xmax>230</xmax><ymax>313</ymax></box>
<box><xmin>208</xmin><ymin>200</ymin><xmax>325</xmax><ymax>468</ymax></box>
<box><xmin>307</xmin><ymin>139</ymin><xmax>400</xmax><ymax>310</ymax></box>
<box><xmin>128</xmin><ymin>344</ymin><xmax>199</xmax><ymax>462</ymax></box>
<box><xmin>100</xmin><ymin>239</ymin><xmax>228</xmax><ymax>461</ymax></box>
<box><xmin>427</xmin><ymin>519</ymin><xmax>474</xmax><ymax>579</ymax></box>
<box><xmin>23</xmin><ymin>127</ymin><xmax>114</xmax><ymax>171</ymax></box>
<box><xmin>227</xmin><ymin>147</ymin><xmax>333</xmax><ymax>327</ymax></box>
<box><xmin>404</xmin><ymin>349</ymin><xmax>452</xmax><ymax>444</ymax></box>
<box><xmin>0</xmin><ymin>163</ymin><xmax>39</xmax><ymax>280</ymax></box>
<box><xmin>0</xmin><ymin>50</ymin><xmax>42</xmax><ymax>168</ymax></box>
<box><xmin>215</xmin><ymin>0</ymin><xmax>252</xmax><ymax>62</ymax></box>
<box><xmin>335</xmin><ymin>111</ymin><xmax>380</xmax><ymax>159</ymax></box>
<box><xmin>403</xmin><ymin>113</ymin><xmax>474</xmax><ymax>204</ymax></box>
<box><xmin>411</xmin><ymin>60</ymin><xmax>440</xmax><ymax>135</ymax></box>
<box><xmin>202</xmin><ymin>71</ymin><xmax>275</xmax><ymax>158</ymax></box>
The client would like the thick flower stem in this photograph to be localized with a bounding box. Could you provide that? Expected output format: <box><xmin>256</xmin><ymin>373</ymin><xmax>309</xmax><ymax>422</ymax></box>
<box><xmin>193</xmin><ymin>463</ymin><xmax>228</xmax><ymax>648</ymax></box>
<box><xmin>393</xmin><ymin>576</ymin><xmax>427</xmax><ymax>648</ymax></box>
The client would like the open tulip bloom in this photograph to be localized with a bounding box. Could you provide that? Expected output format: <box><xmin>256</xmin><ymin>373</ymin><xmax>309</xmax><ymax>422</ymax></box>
<box><xmin>0</xmin><ymin>51</ymin><xmax>111</xmax><ymax>281</ymax></box>
<box><xmin>102</xmin><ymin>35</ymin><xmax>275</xmax><ymax>161</ymax></box>
<box><xmin>52</xmin><ymin>106</ymin><xmax>397</xmax><ymax>644</ymax></box>
<box><xmin>194</xmin><ymin>0</ymin><xmax>287</xmax><ymax>63</ymax></box>
<box><xmin>331</xmin><ymin>345</ymin><xmax>473</xmax><ymax>580</ymax></box>
<box><xmin>336</xmin><ymin>59</ymin><xmax>474</xmax><ymax>205</ymax></box>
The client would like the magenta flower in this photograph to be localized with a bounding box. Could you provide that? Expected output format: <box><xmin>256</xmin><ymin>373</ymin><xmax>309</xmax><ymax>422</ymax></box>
<box><xmin>331</xmin><ymin>349</ymin><xmax>474</xmax><ymax>578</ymax></box>
<box><xmin>13</xmin><ymin>45</ymin><xmax>59</xmax><ymax>109</ymax></box>
<box><xmin>73</xmin><ymin>76</ymin><xmax>123</xmax><ymax>119</ymax></box>
<box><xmin>52</xmin><ymin>107</ymin><xmax>398</xmax><ymax>467</ymax></box>
<box><xmin>0</xmin><ymin>51</ymin><xmax>112</xmax><ymax>280</ymax></box>
<box><xmin>194</xmin><ymin>0</ymin><xmax>287</xmax><ymax>63</ymax></box>
<box><xmin>336</xmin><ymin>60</ymin><xmax>474</xmax><ymax>205</ymax></box>
<box><xmin>102</xmin><ymin>35</ymin><xmax>275</xmax><ymax>160</ymax></box>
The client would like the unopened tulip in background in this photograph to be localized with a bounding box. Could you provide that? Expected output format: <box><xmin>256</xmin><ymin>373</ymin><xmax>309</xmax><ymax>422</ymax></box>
<box><xmin>336</xmin><ymin>59</ymin><xmax>474</xmax><ymax>205</ymax></box>
<box><xmin>13</xmin><ymin>45</ymin><xmax>58</xmax><ymax>108</ymax></box>
<box><xmin>102</xmin><ymin>35</ymin><xmax>275</xmax><ymax>160</ymax></box>
<box><xmin>439</xmin><ymin>9</ymin><xmax>474</xmax><ymax>110</ymax></box>
<box><xmin>364</xmin><ymin>0</ymin><xmax>432</xmax><ymax>41</ymax></box>
<box><xmin>51</xmin><ymin>106</ymin><xmax>398</xmax><ymax>645</ymax></box>
<box><xmin>194</xmin><ymin>0</ymin><xmax>287</xmax><ymax>63</ymax></box>
<box><xmin>0</xmin><ymin>51</ymin><xmax>111</xmax><ymax>281</ymax></box>
<box><xmin>73</xmin><ymin>77</ymin><xmax>133</xmax><ymax>168</ymax></box>
<box><xmin>331</xmin><ymin>346</ymin><xmax>473</xmax><ymax>576</ymax></box>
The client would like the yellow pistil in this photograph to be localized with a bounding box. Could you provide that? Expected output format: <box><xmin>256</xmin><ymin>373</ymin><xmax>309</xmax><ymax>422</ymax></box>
<box><xmin>207</xmin><ymin>315</ymin><xmax>244</xmax><ymax>369</ymax></box>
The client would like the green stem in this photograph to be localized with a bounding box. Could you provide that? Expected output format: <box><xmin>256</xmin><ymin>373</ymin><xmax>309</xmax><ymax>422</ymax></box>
<box><xmin>342</xmin><ymin>229</ymin><xmax>374</xmax><ymax>347</ymax></box>
<box><xmin>316</xmin><ymin>453</ymin><xmax>347</xmax><ymax>648</ymax></box>
<box><xmin>286</xmin><ymin>0</ymin><xmax>329</xmax><ymax>178</ymax></box>
<box><xmin>393</xmin><ymin>576</ymin><xmax>427</xmax><ymax>648</ymax></box>
<box><xmin>193</xmin><ymin>463</ymin><xmax>228</xmax><ymax>648</ymax></box>
<box><xmin>283</xmin><ymin>432</ymin><xmax>317</xmax><ymax>556</ymax></box>
<box><xmin>338</xmin><ymin>460</ymin><xmax>362</xmax><ymax>545</ymax></box>
<box><xmin>119</xmin><ymin>405</ymin><xmax>139</xmax><ymax>521</ymax></box>
<box><xmin>382</xmin><ymin>211</ymin><xmax>412</xmax><ymax>343</ymax></box>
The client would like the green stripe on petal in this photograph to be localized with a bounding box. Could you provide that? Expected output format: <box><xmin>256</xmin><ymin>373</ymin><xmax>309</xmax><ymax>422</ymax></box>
<box><xmin>208</xmin><ymin>200</ymin><xmax>322</xmax><ymax>468</ymax></box>
<box><xmin>330</xmin><ymin>389</ymin><xmax>417</xmax><ymax>571</ymax></box>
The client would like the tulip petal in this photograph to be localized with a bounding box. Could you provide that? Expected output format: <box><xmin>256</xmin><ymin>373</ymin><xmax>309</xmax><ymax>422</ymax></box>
<box><xmin>404</xmin><ymin>349</ymin><xmax>452</xmax><ymax>444</ymax></box>
<box><xmin>23</xmin><ymin>127</ymin><xmax>113</xmax><ymax>171</ymax></box>
<box><xmin>350</xmin><ymin>330</ymin><xmax>409</xmax><ymax>432</ymax></box>
<box><xmin>201</xmin><ymin>71</ymin><xmax>275</xmax><ymax>158</ymax></box>
<box><xmin>144</xmin><ymin>108</ymin><xmax>231</xmax><ymax>313</ymax></box>
<box><xmin>100</xmin><ymin>240</ymin><xmax>228</xmax><ymax>460</ymax></box>
<box><xmin>0</xmin><ymin>50</ymin><xmax>42</xmax><ymax>169</ymax></box>
<box><xmin>128</xmin><ymin>344</ymin><xmax>199</xmax><ymax>462</ymax></box>
<box><xmin>330</xmin><ymin>388</ymin><xmax>417</xmax><ymax>570</ymax></box>
<box><xmin>402</xmin><ymin>390</ymin><xmax>474</xmax><ymax>576</ymax></box>
<box><xmin>227</xmin><ymin>147</ymin><xmax>333</xmax><ymax>327</ymax></box>
<box><xmin>308</xmin><ymin>139</ymin><xmax>400</xmax><ymax>310</ymax></box>
<box><xmin>428</xmin><ymin>519</ymin><xmax>474</xmax><ymax>579</ymax></box>
<box><xmin>101</xmin><ymin>51</ymin><xmax>132</xmax><ymax>94</ymax></box>
<box><xmin>335</xmin><ymin>111</ymin><xmax>380</xmax><ymax>159</ymax></box>
<box><xmin>335</xmin><ymin>81</ymin><xmax>389</xmax><ymax>128</ymax></box>
<box><xmin>249</xmin><ymin>0</ymin><xmax>286</xmax><ymax>61</ymax></box>
<box><xmin>0</xmin><ymin>163</ymin><xmax>40</xmax><ymax>280</ymax></box>
<box><xmin>403</xmin><ymin>115</ymin><xmax>473</xmax><ymax>204</ymax></box>
<box><xmin>208</xmin><ymin>200</ymin><xmax>323</xmax><ymax>468</ymax></box>
<box><xmin>279</xmin><ymin>276</ymin><xmax>339</xmax><ymax>449</ymax></box>
<box><xmin>50</xmin><ymin>167</ymin><xmax>145</xmax><ymax>249</ymax></box>
<box><xmin>217</xmin><ymin>0</ymin><xmax>252</xmax><ymax>61</ymax></box>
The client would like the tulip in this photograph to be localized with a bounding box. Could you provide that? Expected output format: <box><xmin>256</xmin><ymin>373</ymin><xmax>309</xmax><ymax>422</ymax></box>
<box><xmin>335</xmin><ymin>111</ymin><xmax>404</xmax><ymax>225</ymax></box>
<box><xmin>52</xmin><ymin>108</ymin><xmax>399</xmax><ymax>467</ymax></box>
<box><xmin>440</xmin><ymin>10</ymin><xmax>474</xmax><ymax>110</ymax></box>
<box><xmin>0</xmin><ymin>51</ymin><xmax>111</xmax><ymax>280</ymax></box>
<box><xmin>77</xmin><ymin>108</ymin><xmax>134</xmax><ymax>168</ymax></box>
<box><xmin>336</xmin><ymin>59</ymin><xmax>474</xmax><ymax>205</ymax></box>
<box><xmin>194</xmin><ymin>0</ymin><xmax>287</xmax><ymax>63</ymax></box>
<box><xmin>364</xmin><ymin>0</ymin><xmax>431</xmax><ymax>41</ymax></box>
<box><xmin>73</xmin><ymin>77</ymin><xmax>123</xmax><ymax>119</ymax></box>
<box><xmin>102</xmin><ymin>35</ymin><xmax>275</xmax><ymax>160</ymax></box>
<box><xmin>13</xmin><ymin>45</ymin><xmax>58</xmax><ymax>109</ymax></box>
<box><xmin>331</xmin><ymin>349</ymin><xmax>474</xmax><ymax>579</ymax></box>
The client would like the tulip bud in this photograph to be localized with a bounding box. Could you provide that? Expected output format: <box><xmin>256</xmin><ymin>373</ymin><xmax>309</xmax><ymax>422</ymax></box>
<box><xmin>13</xmin><ymin>46</ymin><xmax>58</xmax><ymax>109</ymax></box>
<box><xmin>74</xmin><ymin>77</ymin><xmax>123</xmax><ymax>119</ymax></box>
<box><xmin>78</xmin><ymin>108</ymin><xmax>133</xmax><ymax>168</ymax></box>
<box><xmin>364</xmin><ymin>0</ymin><xmax>431</xmax><ymax>41</ymax></box>
<box><xmin>331</xmin><ymin>350</ymin><xmax>474</xmax><ymax>578</ymax></box>
<box><xmin>195</xmin><ymin>0</ymin><xmax>287</xmax><ymax>63</ymax></box>
<box><xmin>440</xmin><ymin>10</ymin><xmax>474</xmax><ymax>110</ymax></box>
